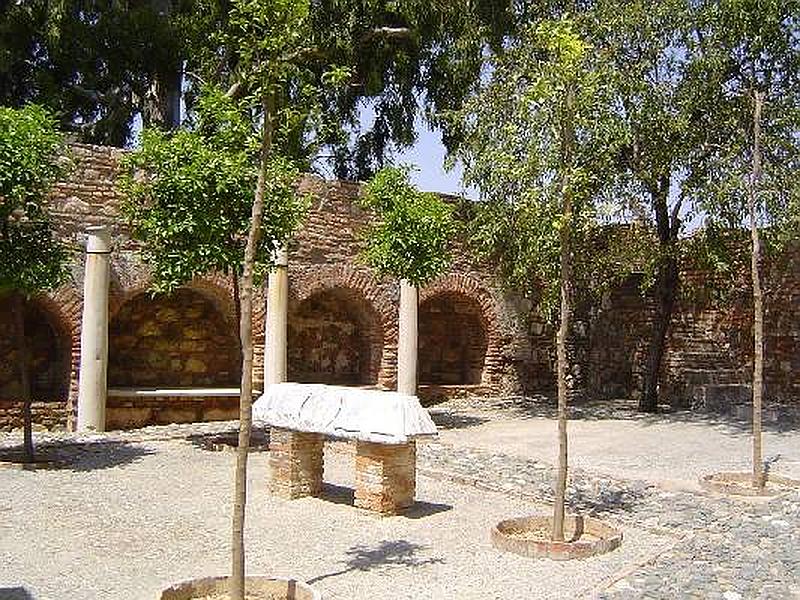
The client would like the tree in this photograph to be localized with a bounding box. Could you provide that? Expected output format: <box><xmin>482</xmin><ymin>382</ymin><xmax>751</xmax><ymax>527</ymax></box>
<box><xmin>360</xmin><ymin>165</ymin><xmax>455</xmax><ymax>288</ymax></box>
<box><xmin>0</xmin><ymin>104</ymin><xmax>69</xmax><ymax>463</ymax></box>
<box><xmin>0</xmin><ymin>0</ymin><xmax>192</xmax><ymax>145</ymax></box>
<box><xmin>2</xmin><ymin>0</ymin><xmax>518</xmax><ymax>168</ymax></box>
<box><xmin>359</xmin><ymin>165</ymin><xmax>456</xmax><ymax>394</ymax></box>
<box><xmin>688</xmin><ymin>0</ymin><xmax>800</xmax><ymax>489</ymax></box>
<box><xmin>574</xmin><ymin>0</ymin><xmax>720</xmax><ymax>412</ymax></box>
<box><xmin>454</xmin><ymin>20</ymin><xmax>620</xmax><ymax>540</ymax></box>
<box><xmin>122</xmin><ymin>92</ymin><xmax>308</xmax><ymax>599</ymax></box>
<box><xmin>123</xmin><ymin>0</ymin><xmax>355</xmax><ymax>595</ymax></box>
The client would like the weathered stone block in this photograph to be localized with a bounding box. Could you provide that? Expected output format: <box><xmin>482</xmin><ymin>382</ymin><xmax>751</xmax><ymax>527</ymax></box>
<box><xmin>354</xmin><ymin>441</ymin><xmax>416</xmax><ymax>515</ymax></box>
<box><xmin>269</xmin><ymin>428</ymin><xmax>324</xmax><ymax>500</ymax></box>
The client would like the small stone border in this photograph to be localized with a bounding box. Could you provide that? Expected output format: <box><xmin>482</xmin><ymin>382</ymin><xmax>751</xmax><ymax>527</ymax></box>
<box><xmin>192</xmin><ymin>430</ymin><xmax>271</xmax><ymax>453</ymax></box>
<box><xmin>699</xmin><ymin>471</ymin><xmax>800</xmax><ymax>497</ymax></box>
<box><xmin>160</xmin><ymin>576</ymin><xmax>320</xmax><ymax>600</ymax></box>
<box><xmin>491</xmin><ymin>515</ymin><xmax>623</xmax><ymax>560</ymax></box>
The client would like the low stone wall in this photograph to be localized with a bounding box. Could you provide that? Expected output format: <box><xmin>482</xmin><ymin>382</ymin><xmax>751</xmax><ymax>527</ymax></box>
<box><xmin>0</xmin><ymin>400</ymin><xmax>69</xmax><ymax>432</ymax></box>
<box><xmin>106</xmin><ymin>395</ymin><xmax>240</xmax><ymax>430</ymax></box>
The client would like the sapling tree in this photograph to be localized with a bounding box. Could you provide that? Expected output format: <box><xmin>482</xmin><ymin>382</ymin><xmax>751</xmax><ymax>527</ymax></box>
<box><xmin>0</xmin><ymin>104</ymin><xmax>69</xmax><ymax>463</ymax></box>
<box><xmin>688</xmin><ymin>0</ymin><xmax>800</xmax><ymax>490</ymax></box>
<box><xmin>454</xmin><ymin>21</ymin><xmax>620</xmax><ymax>540</ymax></box>
<box><xmin>360</xmin><ymin>165</ymin><xmax>456</xmax><ymax>394</ymax></box>
<box><xmin>123</xmin><ymin>0</ymin><xmax>351</xmax><ymax>596</ymax></box>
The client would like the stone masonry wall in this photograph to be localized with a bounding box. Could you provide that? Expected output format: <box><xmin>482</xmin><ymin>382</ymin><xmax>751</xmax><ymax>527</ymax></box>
<box><xmin>419</xmin><ymin>292</ymin><xmax>488</xmax><ymax>385</ymax></box>
<box><xmin>0</xmin><ymin>143</ymin><xmax>528</xmax><ymax>430</ymax></box>
<box><xmin>2</xmin><ymin>142</ymin><xmax>798</xmax><ymax>431</ymax></box>
<box><xmin>588</xmin><ymin>253</ymin><xmax>800</xmax><ymax>411</ymax></box>
<box><xmin>288</xmin><ymin>287</ymin><xmax>383</xmax><ymax>385</ymax></box>
<box><xmin>108</xmin><ymin>289</ymin><xmax>241</xmax><ymax>388</ymax></box>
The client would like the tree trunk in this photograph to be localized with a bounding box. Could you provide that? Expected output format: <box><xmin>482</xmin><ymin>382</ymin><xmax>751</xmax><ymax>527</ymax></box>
<box><xmin>230</xmin><ymin>95</ymin><xmax>272</xmax><ymax>600</ymax></box>
<box><xmin>552</xmin><ymin>86</ymin><xmax>575</xmax><ymax>542</ymax></box>
<box><xmin>141</xmin><ymin>0</ymin><xmax>182</xmax><ymax>130</ymax></box>
<box><xmin>639</xmin><ymin>178</ymin><xmax>678</xmax><ymax>413</ymax></box>
<box><xmin>231</xmin><ymin>267</ymin><xmax>242</xmax><ymax>346</ymax></box>
<box><xmin>11</xmin><ymin>292</ymin><xmax>34</xmax><ymax>462</ymax></box>
<box><xmin>750</xmin><ymin>90</ymin><xmax>765</xmax><ymax>490</ymax></box>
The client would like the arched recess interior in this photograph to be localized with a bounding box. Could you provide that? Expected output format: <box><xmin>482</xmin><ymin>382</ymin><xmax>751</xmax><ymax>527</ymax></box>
<box><xmin>288</xmin><ymin>287</ymin><xmax>383</xmax><ymax>386</ymax></box>
<box><xmin>419</xmin><ymin>291</ymin><xmax>488</xmax><ymax>385</ymax></box>
<box><xmin>108</xmin><ymin>288</ymin><xmax>240</xmax><ymax>388</ymax></box>
<box><xmin>0</xmin><ymin>297</ymin><xmax>71</xmax><ymax>401</ymax></box>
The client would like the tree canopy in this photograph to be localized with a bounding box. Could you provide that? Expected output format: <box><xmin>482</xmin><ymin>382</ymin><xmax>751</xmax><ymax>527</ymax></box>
<box><xmin>1</xmin><ymin>0</ymin><xmax>517</xmax><ymax>178</ymax></box>
<box><xmin>120</xmin><ymin>90</ymin><xmax>307</xmax><ymax>292</ymax></box>
<box><xmin>0</xmin><ymin>104</ymin><xmax>69</xmax><ymax>295</ymax></box>
<box><xmin>454</xmin><ymin>18</ymin><xmax>622</xmax><ymax>318</ymax></box>
<box><xmin>360</xmin><ymin>165</ymin><xmax>455</xmax><ymax>286</ymax></box>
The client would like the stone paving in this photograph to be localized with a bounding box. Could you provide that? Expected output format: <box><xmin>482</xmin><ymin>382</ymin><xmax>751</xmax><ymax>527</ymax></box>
<box><xmin>2</xmin><ymin>397</ymin><xmax>800</xmax><ymax>598</ymax></box>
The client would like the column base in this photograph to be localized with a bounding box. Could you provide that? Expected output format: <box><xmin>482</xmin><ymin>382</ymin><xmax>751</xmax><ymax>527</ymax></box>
<box><xmin>268</xmin><ymin>428</ymin><xmax>324</xmax><ymax>499</ymax></box>
<box><xmin>354</xmin><ymin>441</ymin><xmax>416</xmax><ymax>515</ymax></box>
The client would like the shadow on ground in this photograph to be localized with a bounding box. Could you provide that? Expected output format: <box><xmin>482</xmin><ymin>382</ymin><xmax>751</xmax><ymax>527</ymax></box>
<box><xmin>320</xmin><ymin>483</ymin><xmax>452</xmax><ymax>519</ymax></box>
<box><xmin>445</xmin><ymin>395</ymin><xmax>799</xmax><ymax>435</ymax></box>
<box><xmin>0</xmin><ymin>441</ymin><xmax>153</xmax><ymax>472</ymax></box>
<box><xmin>0</xmin><ymin>586</ymin><xmax>36</xmax><ymax>599</ymax></box>
<box><xmin>307</xmin><ymin>540</ymin><xmax>445</xmax><ymax>584</ymax></box>
<box><xmin>428</xmin><ymin>411</ymin><xmax>489</xmax><ymax>430</ymax></box>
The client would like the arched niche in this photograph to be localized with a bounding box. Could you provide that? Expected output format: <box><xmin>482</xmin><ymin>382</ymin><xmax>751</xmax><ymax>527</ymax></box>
<box><xmin>0</xmin><ymin>297</ymin><xmax>71</xmax><ymax>401</ymax></box>
<box><xmin>288</xmin><ymin>287</ymin><xmax>383</xmax><ymax>386</ymax></box>
<box><xmin>419</xmin><ymin>291</ymin><xmax>489</xmax><ymax>385</ymax></box>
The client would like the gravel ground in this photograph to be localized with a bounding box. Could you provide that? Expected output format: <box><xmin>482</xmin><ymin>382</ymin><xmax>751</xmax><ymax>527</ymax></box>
<box><xmin>0</xmin><ymin>435</ymin><xmax>670</xmax><ymax>600</ymax></box>
<box><xmin>429</xmin><ymin>396</ymin><xmax>800</xmax><ymax>485</ymax></box>
<box><xmin>2</xmin><ymin>396</ymin><xmax>799</xmax><ymax>600</ymax></box>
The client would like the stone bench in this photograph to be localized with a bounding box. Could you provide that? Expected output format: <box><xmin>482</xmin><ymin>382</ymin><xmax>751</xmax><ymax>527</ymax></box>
<box><xmin>106</xmin><ymin>387</ymin><xmax>261</xmax><ymax>429</ymax></box>
<box><xmin>253</xmin><ymin>383</ymin><xmax>438</xmax><ymax>515</ymax></box>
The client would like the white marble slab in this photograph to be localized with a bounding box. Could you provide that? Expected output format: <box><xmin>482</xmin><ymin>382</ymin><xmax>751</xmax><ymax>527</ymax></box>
<box><xmin>252</xmin><ymin>382</ymin><xmax>438</xmax><ymax>444</ymax></box>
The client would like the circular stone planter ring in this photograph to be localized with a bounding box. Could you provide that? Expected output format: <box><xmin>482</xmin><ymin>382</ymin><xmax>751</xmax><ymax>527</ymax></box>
<box><xmin>491</xmin><ymin>515</ymin><xmax>623</xmax><ymax>560</ymax></box>
<box><xmin>700</xmin><ymin>472</ymin><xmax>800</xmax><ymax>497</ymax></box>
<box><xmin>160</xmin><ymin>576</ymin><xmax>320</xmax><ymax>600</ymax></box>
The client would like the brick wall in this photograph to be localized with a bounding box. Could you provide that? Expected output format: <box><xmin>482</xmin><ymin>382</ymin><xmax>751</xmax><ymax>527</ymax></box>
<box><xmin>2</xmin><ymin>142</ymin><xmax>797</xmax><ymax>431</ymax></box>
<box><xmin>0</xmin><ymin>143</ymin><xmax>529</xmax><ymax>430</ymax></box>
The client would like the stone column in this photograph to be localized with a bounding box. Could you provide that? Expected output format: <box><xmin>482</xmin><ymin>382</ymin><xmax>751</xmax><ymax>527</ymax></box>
<box><xmin>397</xmin><ymin>279</ymin><xmax>418</xmax><ymax>395</ymax></box>
<box><xmin>355</xmin><ymin>441</ymin><xmax>416</xmax><ymax>515</ymax></box>
<box><xmin>269</xmin><ymin>427</ymin><xmax>324</xmax><ymax>499</ymax></box>
<box><xmin>264</xmin><ymin>247</ymin><xmax>288</xmax><ymax>386</ymax></box>
<box><xmin>77</xmin><ymin>226</ymin><xmax>111</xmax><ymax>432</ymax></box>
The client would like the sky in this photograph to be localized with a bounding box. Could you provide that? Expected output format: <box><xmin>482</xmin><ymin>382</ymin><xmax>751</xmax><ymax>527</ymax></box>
<box><xmin>336</xmin><ymin>101</ymin><xmax>478</xmax><ymax>200</ymax></box>
<box><xmin>133</xmin><ymin>98</ymin><xmax>475</xmax><ymax>199</ymax></box>
<box><xmin>391</xmin><ymin>118</ymin><xmax>476</xmax><ymax>199</ymax></box>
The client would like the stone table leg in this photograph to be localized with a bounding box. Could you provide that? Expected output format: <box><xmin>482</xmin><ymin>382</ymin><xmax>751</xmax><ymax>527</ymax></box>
<box><xmin>269</xmin><ymin>428</ymin><xmax>324</xmax><ymax>499</ymax></box>
<box><xmin>355</xmin><ymin>441</ymin><xmax>416</xmax><ymax>515</ymax></box>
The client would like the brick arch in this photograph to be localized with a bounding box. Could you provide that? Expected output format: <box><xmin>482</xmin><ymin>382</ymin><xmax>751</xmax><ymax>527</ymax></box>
<box><xmin>288</xmin><ymin>286</ymin><xmax>384</xmax><ymax>386</ymax></box>
<box><xmin>289</xmin><ymin>266</ymin><xmax>396</xmax><ymax>387</ymax></box>
<box><xmin>108</xmin><ymin>287</ymin><xmax>241</xmax><ymax>388</ymax></box>
<box><xmin>420</xmin><ymin>274</ymin><xmax>504</xmax><ymax>386</ymax></box>
<box><xmin>0</xmin><ymin>293</ymin><xmax>74</xmax><ymax>403</ymax></box>
<box><xmin>290</xmin><ymin>265</ymin><xmax>396</xmax><ymax>331</ymax></box>
<box><xmin>420</xmin><ymin>274</ymin><xmax>501</xmax><ymax>335</ymax></box>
